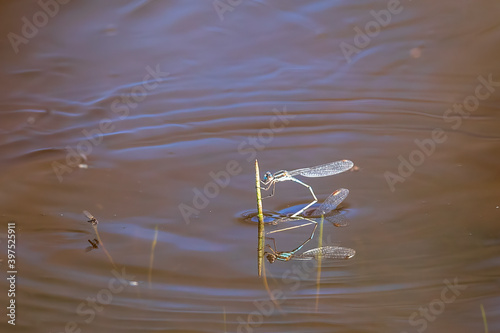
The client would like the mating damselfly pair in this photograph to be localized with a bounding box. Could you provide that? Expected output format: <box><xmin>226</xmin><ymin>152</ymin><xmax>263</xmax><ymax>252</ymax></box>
<box><xmin>260</xmin><ymin>160</ymin><xmax>356</xmax><ymax>263</ymax></box>
<box><xmin>261</xmin><ymin>159</ymin><xmax>354</xmax><ymax>217</ymax></box>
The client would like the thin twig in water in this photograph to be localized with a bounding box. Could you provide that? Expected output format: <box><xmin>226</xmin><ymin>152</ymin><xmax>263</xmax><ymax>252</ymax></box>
<box><xmin>256</xmin><ymin>160</ymin><xmax>283</xmax><ymax>312</ymax></box>
<box><xmin>148</xmin><ymin>225</ymin><xmax>159</xmax><ymax>289</ymax></box>
<box><xmin>255</xmin><ymin>160</ymin><xmax>265</xmax><ymax>277</ymax></box>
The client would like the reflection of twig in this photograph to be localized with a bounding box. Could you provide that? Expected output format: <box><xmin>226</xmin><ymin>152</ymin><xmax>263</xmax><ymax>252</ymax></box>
<box><xmin>261</xmin><ymin>257</ymin><xmax>283</xmax><ymax>314</ymax></box>
<box><xmin>315</xmin><ymin>215</ymin><xmax>324</xmax><ymax>311</ymax></box>
<box><xmin>222</xmin><ymin>306</ymin><xmax>227</xmax><ymax>333</ymax></box>
<box><xmin>91</xmin><ymin>223</ymin><xmax>117</xmax><ymax>270</ymax></box>
<box><xmin>481</xmin><ymin>304</ymin><xmax>488</xmax><ymax>333</ymax></box>
<box><xmin>148</xmin><ymin>225</ymin><xmax>159</xmax><ymax>289</ymax></box>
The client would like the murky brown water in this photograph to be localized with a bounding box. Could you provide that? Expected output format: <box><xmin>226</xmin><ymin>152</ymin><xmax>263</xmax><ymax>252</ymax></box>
<box><xmin>1</xmin><ymin>1</ymin><xmax>499</xmax><ymax>332</ymax></box>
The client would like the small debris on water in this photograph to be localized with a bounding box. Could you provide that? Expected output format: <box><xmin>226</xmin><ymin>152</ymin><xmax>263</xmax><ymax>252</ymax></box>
<box><xmin>410</xmin><ymin>47</ymin><xmax>422</xmax><ymax>58</ymax></box>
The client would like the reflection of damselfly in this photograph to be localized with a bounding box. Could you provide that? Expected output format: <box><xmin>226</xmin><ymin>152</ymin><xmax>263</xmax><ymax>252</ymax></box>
<box><xmin>261</xmin><ymin>160</ymin><xmax>353</xmax><ymax>217</ymax></box>
<box><xmin>265</xmin><ymin>225</ymin><xmax>355</xmax><ymax>263</ymax></box>
<box><xmin>266</xmin><ymin>245</ymin><xmax>355</xmax><ymax>263</ymax></box>
<box><xmin>85</xmin><ymin>239</ymin><xmax>99</xmax><ymax>252</ymax></box>
<box><xmin>264</xmin><ymin>188</ymin><xmax>355</xmax><ymax>263</ymax></box>
<box><xmin>265</xmin><ymin>215</ymin><xmax>317</xmax><ymax>263</ymax></box>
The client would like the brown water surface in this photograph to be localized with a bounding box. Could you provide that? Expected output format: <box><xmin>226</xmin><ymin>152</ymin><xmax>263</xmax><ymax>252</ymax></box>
<box><xmin>0</xmin><ymin>1</ymin><xmax>499</xmax><ymax>332</ymax></box>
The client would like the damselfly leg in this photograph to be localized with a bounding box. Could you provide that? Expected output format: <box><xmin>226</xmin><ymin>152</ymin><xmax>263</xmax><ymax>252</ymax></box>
<box><xmin>264</xmin><ymin>218</ymin><xmax>318</xmax><ymax>263</ymax></box>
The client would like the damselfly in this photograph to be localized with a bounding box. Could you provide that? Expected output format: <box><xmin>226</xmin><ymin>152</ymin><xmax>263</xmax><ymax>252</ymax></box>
<box><xmin>83</xmin><ymin>211</ymin><xmax>99</xmax><ymax>251</ymax></box>
<box><xmin>261</xmin><ymin>160</ymin><xmax>353</xmax><ymax>217</ymax></box>
<box><xmin>269</xmin><ymin>188</ymin><xmax>349</xmax><ymax>228</ymax></box>
<box><xmin>83</xmin><ymin>210</ymin><xmax>98</xmax><ymax>225</ymax></box>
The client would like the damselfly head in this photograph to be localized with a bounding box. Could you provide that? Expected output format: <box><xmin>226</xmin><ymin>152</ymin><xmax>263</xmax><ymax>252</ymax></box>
<box><xmin>265</xmin><ymin>253</ymin><xmax>276</xmax><ymax>263</ymax></box>
<box><xmin>262</xmin><ymin>172</ymin><xmax>273</xmax><ymax>183</ymax></box>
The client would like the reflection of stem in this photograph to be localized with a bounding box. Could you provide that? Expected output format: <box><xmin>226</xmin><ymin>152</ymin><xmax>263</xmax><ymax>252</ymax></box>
<box><xmin>255</xmin><ymin>159</ymin><xmax>265</xmax><ymax>277</ymax></box>
<box><xmin>222</xmin><ymin>306</ymin><xmax>227</xmax><ymax>333</ymax></box>
<box><xmin>148</xmin><ymin>225</ymin><xmax>159</xmax><ymax>289</ymax></box>
<box><xmin>92</xmin><ymin>224</ymin><xmax>117</xmax><ymax>270</ymax></box>
<box><xmin>481</xmin><ymin>304</ymin><xmax>488</xmax><ymax>333</ymax></box>
<box><xmin>262</xmin><ymin>257</ymin><xmax>283</xmax><ymax>314</ymax></box>
<box><xmin>315</xmin><ymin>215</ymin><xmax>324</xmax><ymax>311</ymax></box>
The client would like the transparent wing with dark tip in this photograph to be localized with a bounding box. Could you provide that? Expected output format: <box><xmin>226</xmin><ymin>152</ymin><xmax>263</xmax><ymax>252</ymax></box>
<box><xmin>291</xmin><ymin>246</ymin><xmax>356</xmax><ymax>260</ymax></box>
<box><xmin>288</xmin><ymin>160</ymin><xmax>354</xmax><ymax>178</ymax></box>
<box><xmin>311</xmin><ymin>188</ymin><xmax>349</xmax><ymax>216</ymax></box>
